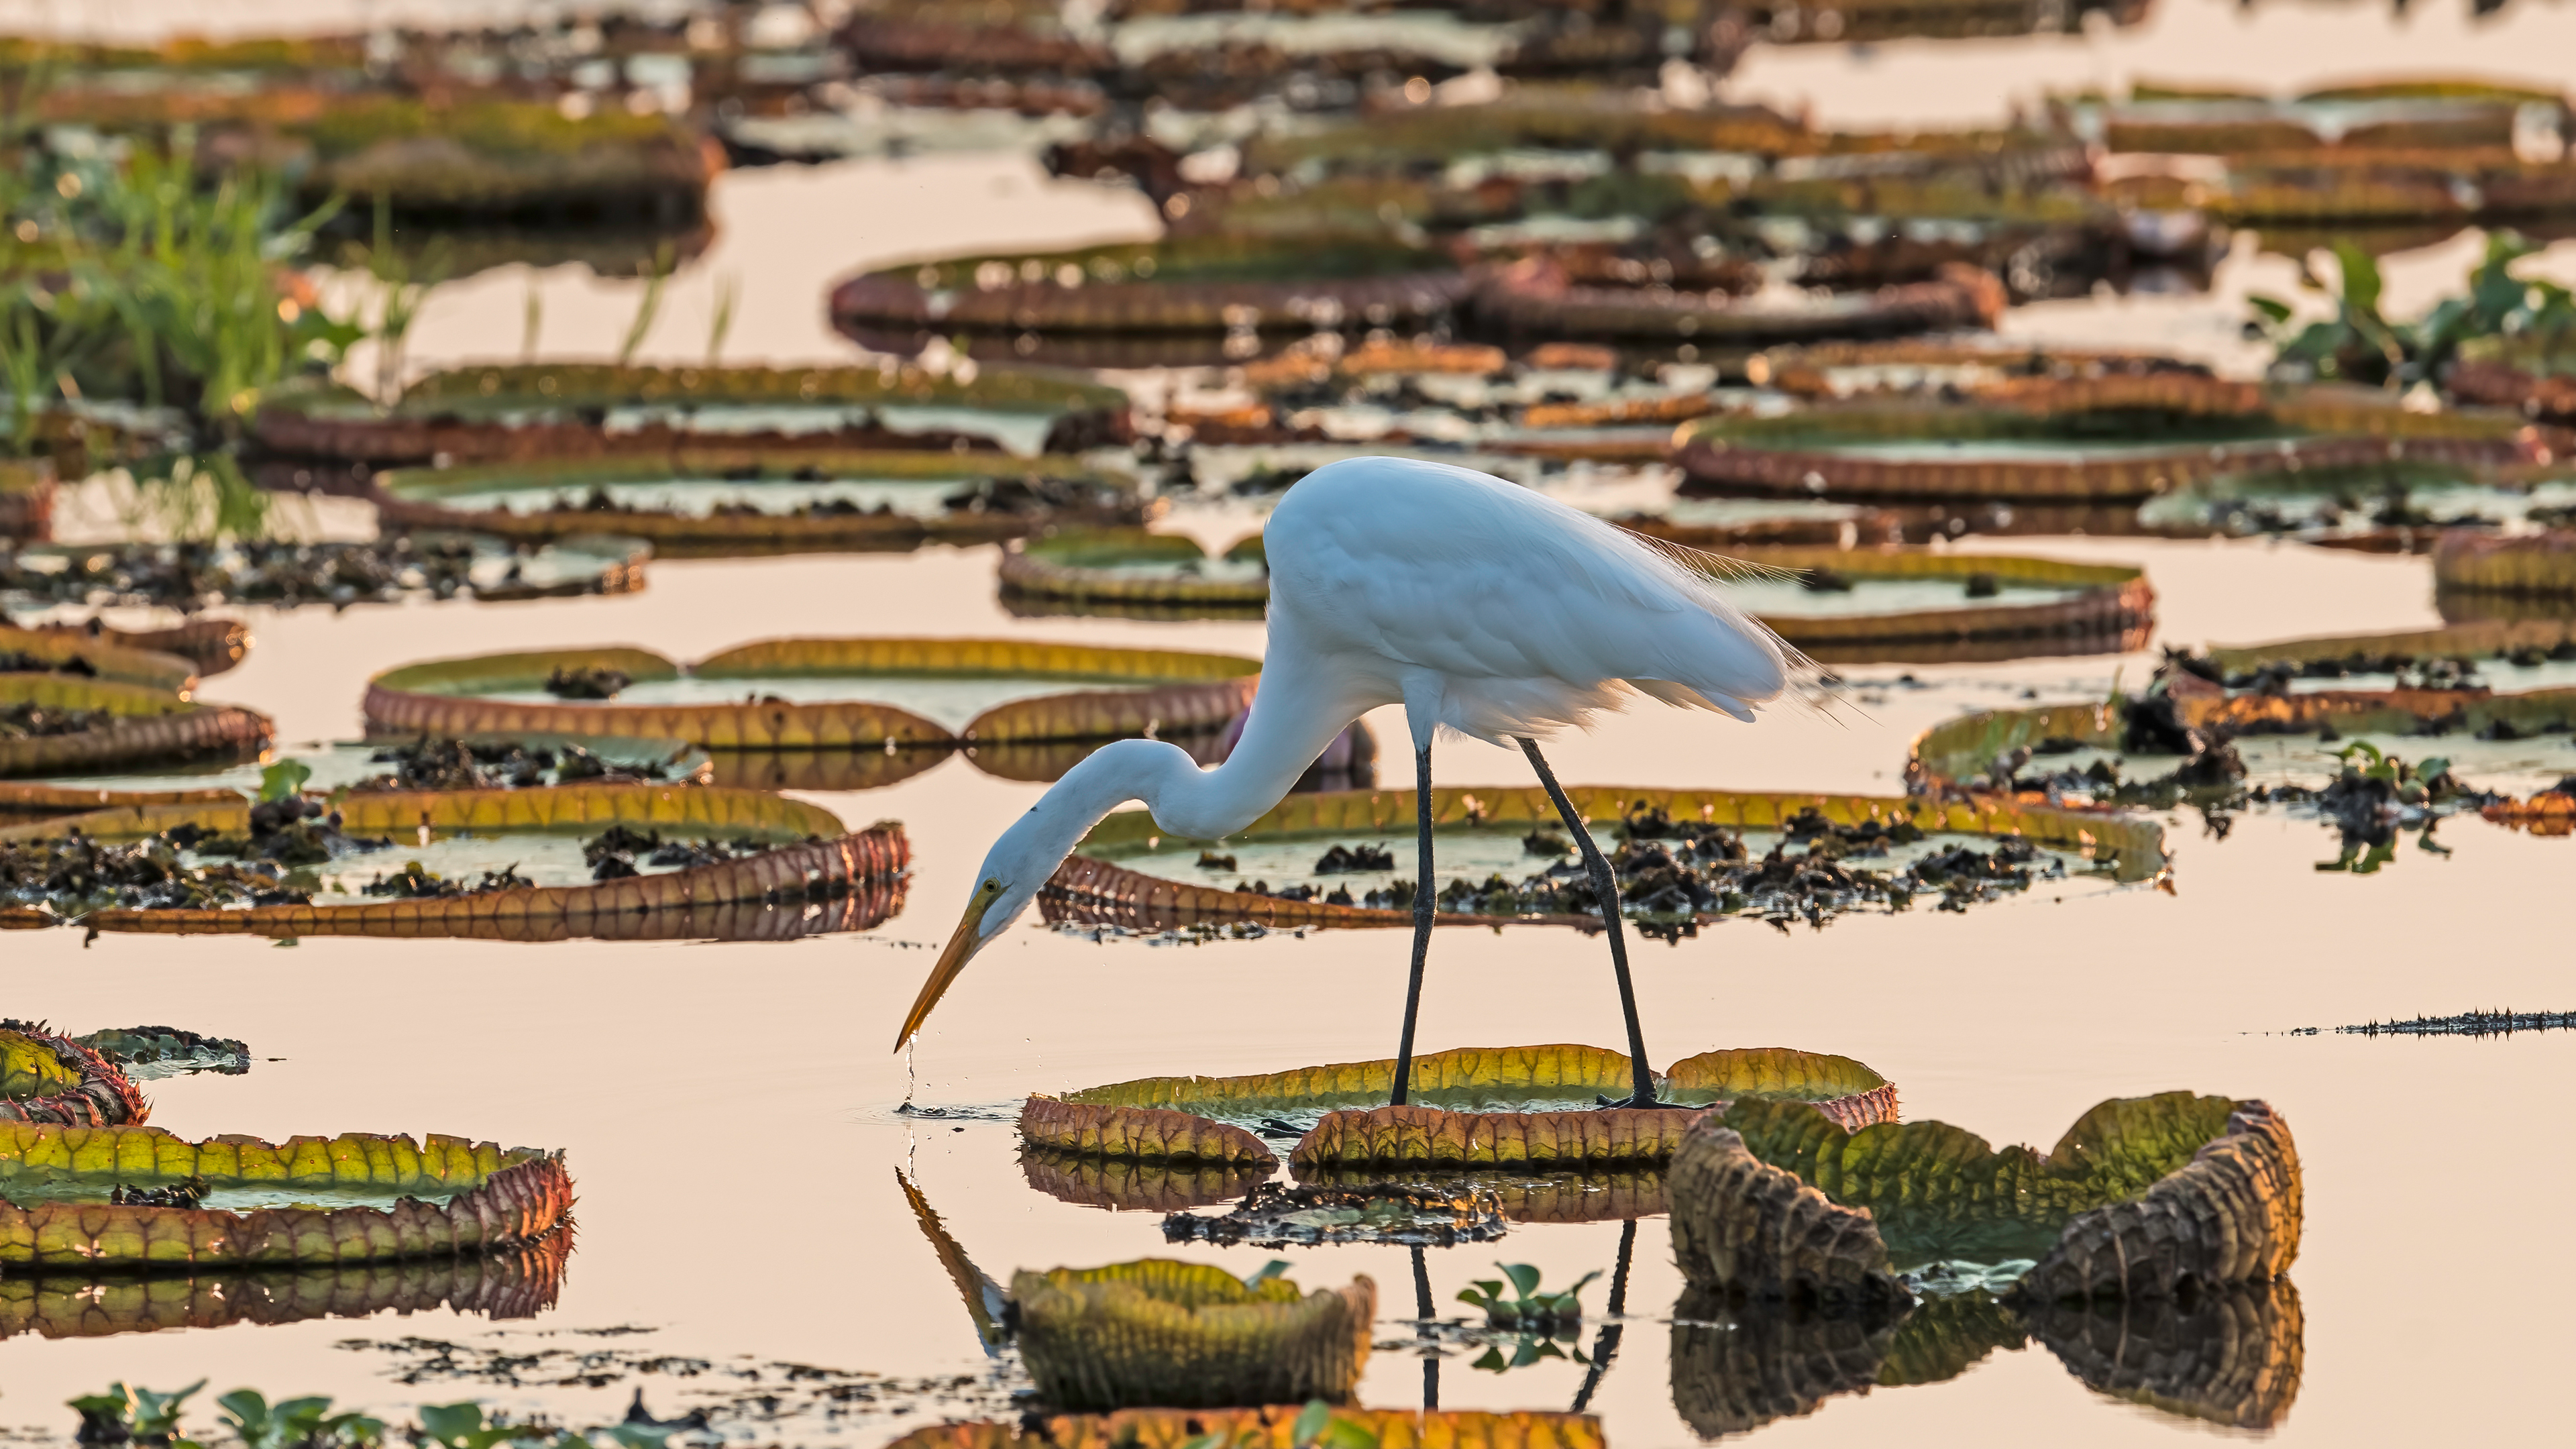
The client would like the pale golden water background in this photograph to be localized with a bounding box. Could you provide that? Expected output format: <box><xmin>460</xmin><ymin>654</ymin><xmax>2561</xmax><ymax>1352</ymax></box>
<box><xmin>7</xmin><ymin>0</ymin><xmax>2576</xmax><ymax>1440</ymax></box>
<box><xmin>7</xmin><ymin>533</ymin><xmax>2575</xmax><ymax>1446</ymax></box>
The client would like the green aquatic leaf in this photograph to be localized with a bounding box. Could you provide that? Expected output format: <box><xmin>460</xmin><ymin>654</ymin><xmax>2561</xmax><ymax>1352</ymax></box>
<box><xmin>255</xmin><ymin>759</ymin><xmax>312</xmax><ymax>804</ymax></box>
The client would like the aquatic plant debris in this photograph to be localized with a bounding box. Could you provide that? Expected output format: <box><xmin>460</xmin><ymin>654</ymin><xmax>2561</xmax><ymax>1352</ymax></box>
<box><xmin>1160</xmin><ymin>1181</ymin><xmax>1508</xmax><ymax>1248</ymax></box>
<box><xmin>2327</xmin><ymin>1010</ymin><xmax>2576</xmax><ymax>1036</ymax></box>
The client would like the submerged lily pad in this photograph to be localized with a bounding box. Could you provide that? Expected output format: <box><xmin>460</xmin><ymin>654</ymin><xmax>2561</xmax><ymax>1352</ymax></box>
<box><xmin>0</xmin><ymin>1122</ymin><xmax>571</xmax><ymax>1269</ymax></box>
<box><xmin>1670</xmin><ymin>1091</ymin><xmax>2302</xmax><ymax>1295</ymax></box>
<box><xmin>1012</xmin><ymin>1258</ymin><xmax>1375</xmax><ymax>1410</ymax></box>
<box><xmin>1024</xmin><ymin>1043</ymin><xmax>1897</xmax><ymax>1173</ymax></box>
<box><xmin>365</xmin><ymin>638</ymin><xmax>1261</xmax><ymax>749</ymax></box>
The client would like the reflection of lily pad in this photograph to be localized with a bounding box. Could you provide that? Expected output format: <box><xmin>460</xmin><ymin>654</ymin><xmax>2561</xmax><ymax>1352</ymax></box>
<box><xmin>1018</xmin><ymin>1147</ymin><xmax>1275</xmax><ymax>1214</ymax></box>
<box><xmin>1012</xmin><ymin>1258</ymin><xmax>1375</xmax><ymax>1409</ymax></box>
<box><xmin>1670</xmin><ymin>1279</ymin><xmax>2303</xmax><ymax>1435</ymax></box>
<box><xmin>0</xmin><ymin>1232</ymin><xmax>570</xmax><ymax>1340</ymax></box>
<box><xmin>879</xmin><ymin>1407</ymin><xmax>1602</xmax><ymax>1449</ymax></box>
<box><xmin>1673</xmin><ymin>1092</ymin><xmax>2302</xmax><ymax>1294</ymax></box>
<box><xmin>365</xmin><ymin>638</ymin><xmax>1260</xmax><ymax>749</ymax></box>
<box><xmin>1024</xmin><ymin>1043</ymin><xmax>1897</xmax><ymax>1171</ymax></box>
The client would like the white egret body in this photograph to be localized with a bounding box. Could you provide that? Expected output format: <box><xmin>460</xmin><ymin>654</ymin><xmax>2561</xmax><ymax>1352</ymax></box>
<box><xmin>898</xmin><ymin>455</ymin><xmax>1796</xmax><ymax>1104</ymax></box>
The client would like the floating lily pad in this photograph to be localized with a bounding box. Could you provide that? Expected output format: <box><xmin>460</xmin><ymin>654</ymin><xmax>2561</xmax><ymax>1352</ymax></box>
<box><xmin>0</xmin><ymin>626</ymin><xmax>199</xmax><ymax>694</ymax></box>
<box><xmin>1023</xmin><ymin>1043</ymin><xmax>1896</xmax><ymax>1173</ymax></box>
<box><xmin>19</xmin><ymin>1022</ymin><xmax>250</xmax><ymax>1079</ymax></box>
<box><xmin>1012</xmin><ymin>1258</ymin><xmax>1375</xmax><ymax>1409</ymax></box>
<box><xmin>0</xmin><ymin>786</ymin><xmax>904</xmax><ymax>941</ymax></box>
<box><xmin>833</xmin><ymin>233</ymin><xmax>1469</xmax><ymax>347</ymax></box>
<box><xmin>258</xmin><ymin>361</ymin><xmax>1128</xmax><ymax>464</ymax></box>
<box><xmin>10</xmin><ymin>619</ymin><xmax>251</xmax><ymax>677</ymax></box>
<box><xmin>0</xmin><ymin>1232</ymin><xmax>570</xmax><ymax>1341</ymax></box>
<box><xmin>999</xmin><ymin>529</ymin><xmax>1269</xmax><ymax>614</ymax></box>
<box><xmin>1675</xmin><ymin>384</ymin><xmax>2542</xmax><ymax>501</ymax></box>
<box><xmin>1671</xmin><ymin>1092</ymin><xmax>2301</xmax><ymax>1295</ymax></box>
<box><xmin>23</xmin><ymin>734</ymin><xmax>705</xmax><ymax>804</ymax></box>
<box><xmin>377</xmin><ymin>452</ymin><xmax>1152</xmax><ymax>558</ymax></box>
<box><xmin>1046</xmin><ymin>784</ymin><xmax>2164</xmax><ymax>935</ymax></box>
<box><xmin>0</xmin><ymin>676</ymin><xmax>269</xmax><ymax>780</ymax></box>
<box><xmin>1</xmin><ymin>534</ymin><xmax>650</xmax><ymax>612</ymax></box>
<box><xmin>1717</xmin><ymin>547</ymin><xmax>2153</xmax><ymax>659</ymax></box>
<box><xmin>2437</xmin><ymin>528</ymin><xmax>2576</xmax><ymax>598</ymax></box>
<box><xmin>0</xmin><ymin>1122</ymin><xmax>570</xmax><ymax>1269</ymax></box>
<box><xmin>365</xmin><ymin>638</ymin><xmax>1260</xmax><ymax>749</ymax></box>
<box><xmin>1477</xmin><ymin>259</ymin><xmax>2002</xmax><ymax>342</ymax></box>
<box><xmin>1018</xmin><ymin>1148</ymin><xmax>1276</xmax><ymax>1214</ymax></box>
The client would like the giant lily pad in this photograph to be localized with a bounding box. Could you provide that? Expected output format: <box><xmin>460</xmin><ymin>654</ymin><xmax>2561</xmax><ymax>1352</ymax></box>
<box><xmin>1477</xmin><ymin>259</ymin><xmax>2003</xmax><ymax>343</ymax></box>
<box><xmin>998</xmin><ymin>529</ymin><xmax>1269</xmax><ymax>614</ymax></box>
<box><xmin>1022</xmin><ymin>1043</ymin><xmax>1897</xmax><ymax>1173</ymax></box>
<box><xmin>256</xmin><ymin>361</ymin><xmax>1128</xmax><ymax>465</ymax></box>
<box><xmin>2</xmin><ymin>534</ymin><xmax>650</xmax><ymax>612</ymax></box>
<box><xmin>1715</xmin><ymin>547</ymin><xmax>2153</xmax><ymax>659</ymax></box>
<box><xmin>1013</xmin><ymin>1258</ymin><xmax>1375</xmax><ymax>1409</ymax></box>
<box><xmin>1674</xmin><ymin>382</ymin><xmax>2544</xmax><ymax>501</ymax></box>
<box><xmin>881</xmin><ymin>1407</ymin><xmax>1602</xmax><ymax>1449</ymax></box>
<box><xmin>1670</xmin><ymin>1092</ymin><xmax>2301</xmax><ymax>1293</ymax></box>
<box><xmin>1045</xmin><ymin>784</ymin><xmax>2165</xmax><ymax>934</ymax></box>
<box><xmin>375</xmin><ymin>451</ymin><xmax>1152</xmax><ymax>557</ymax></box>
<box><xmin>0</xmin><ymin>1122</ymin><xmax>570</xmax><ymax>1269</ymax></box>
<box><xmin>13</xmin><ymin>619</ymin><xmax>251</xmax><ymax>678</ymax></box>
<box><xmin>1912</xmin><ymin>683</ymin><xmax>2576</xmax><ymax>799</ymax></box>
<box><xmin>0</xmin><ymin>626</ymin><xmax>199</xmax><ymax>694</ymax></box>
<box><xmin>2437</xmin><ymin>528</ymin><xmax>2576</xmax><ymax>598</ymax></box>
<box><xmin>831</xmin><ymin>233</ymin><xmax>1470</xmax><ymax>348</ymax></box>
<box><xmin>0</xmin><ymin>1234</ymin><xmax>570</xmax><ymax>1340</ymax></box>
<box><xmin>364</xmin><ymin>638</ymin><xmax>1260</xmax><ymax>749</ymax></box>
<box><xmin>0</xmin><ymin>784</ymin><xmax>905</xmax><ymax>941</ymax></box>
<box><xmin>0</xmin><ymin>676</ymin><xmax>269</xmax><ymax>780</ymax></box>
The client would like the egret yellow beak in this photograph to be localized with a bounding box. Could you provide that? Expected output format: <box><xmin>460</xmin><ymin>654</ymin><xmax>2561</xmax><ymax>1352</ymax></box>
<box><xmin>895</xmin><ymin>880</ymin><xmax>1002</xmax><ymax>1050</ymax></box>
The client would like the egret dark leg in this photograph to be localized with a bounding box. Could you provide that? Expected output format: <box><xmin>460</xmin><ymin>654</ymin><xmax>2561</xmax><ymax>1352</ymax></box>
<box><xmin>1519</xmin><ymin>737</ymin><xmax>1675</xmax><ymax>1110</ymax></box>
<box><xmin>1392</xmin><ymin>739</ymin><xmax>1435</xmax><ymax>1106</ymax></box>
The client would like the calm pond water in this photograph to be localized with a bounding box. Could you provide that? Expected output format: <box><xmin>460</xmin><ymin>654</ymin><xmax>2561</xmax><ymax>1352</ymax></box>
<box><xmin>9</xmin><ymin>2</ymin><xmax>2576</xmax><ymax>1444</ymax></box>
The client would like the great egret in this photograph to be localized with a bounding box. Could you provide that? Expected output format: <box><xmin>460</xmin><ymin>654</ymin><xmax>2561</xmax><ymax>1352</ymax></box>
<box><xmin>895</xmin><ymin>455</ymin><xmax>1796</xmax><ymax>1108</ymax></box>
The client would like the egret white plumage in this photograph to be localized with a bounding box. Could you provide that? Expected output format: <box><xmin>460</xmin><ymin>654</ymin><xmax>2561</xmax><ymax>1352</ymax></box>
<box><xmin>895</xmin><ymin>455</ymin><xmax>1799</xmax><ymax>1107</ymax></box>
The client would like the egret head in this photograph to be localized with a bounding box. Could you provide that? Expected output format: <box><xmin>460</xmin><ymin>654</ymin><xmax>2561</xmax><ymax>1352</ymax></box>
<box><xmin>892</xmin><ymin>814</ymin><xmax>1057</xmax><ymax>1050</ymax></box>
